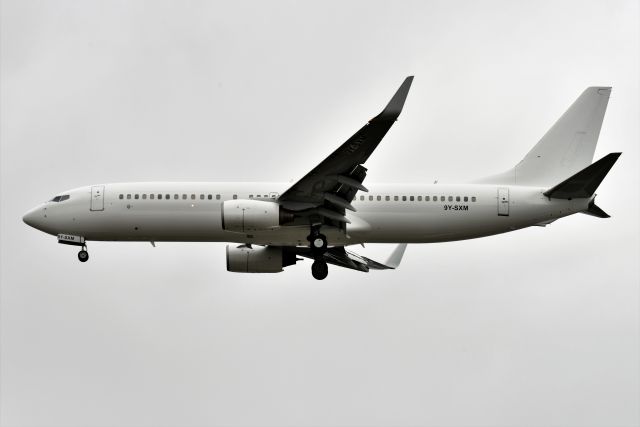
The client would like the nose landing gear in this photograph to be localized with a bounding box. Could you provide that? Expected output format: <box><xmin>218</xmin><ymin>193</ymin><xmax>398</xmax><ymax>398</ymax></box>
<box><xmin>307</xmin><ymin>226</ymin><xmax>328</xmax><ymax>280</ymax></box>
<box><xmin>57</xmin><ymin>234</ymin><xmax>89</xmax><ymax>263</ymax></box>
<box><xmin>78</xmin><ymin>246</ymin><xmax>89</xmax><ymax>262</ymax></box>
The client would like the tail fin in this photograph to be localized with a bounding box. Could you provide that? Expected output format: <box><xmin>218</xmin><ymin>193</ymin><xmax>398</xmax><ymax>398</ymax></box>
<box><xmin>543</xmin><ymin>152</ymin><xmax>621</xmax><ymax>199</ymax></box>
<box><xmin>477</xmin><ymin>87</ymin><xmax>612</xmax><ymax>186</ymax></box>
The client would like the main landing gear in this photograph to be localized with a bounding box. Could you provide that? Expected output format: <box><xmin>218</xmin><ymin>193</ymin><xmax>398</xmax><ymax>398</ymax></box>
<box><xmin>307</xmin><ymin>226</ymin><xmax>328</xmax><ymax>280</ymax></box>
<box><xmin>311</xmin><ymin>260</ymin><xmax>328</xmax><ymax>280</ymax></box>
<box><xmin>77</xmin><ymin>246</ymin><xmax>89</xmax><ymax>263</ymax></box>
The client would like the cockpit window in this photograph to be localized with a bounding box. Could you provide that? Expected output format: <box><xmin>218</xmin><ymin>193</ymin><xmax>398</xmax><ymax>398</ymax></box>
<box><xmin>49</xmin><ymin>195</ymin><xmax>70</xmax><ymax>202</ymax></box>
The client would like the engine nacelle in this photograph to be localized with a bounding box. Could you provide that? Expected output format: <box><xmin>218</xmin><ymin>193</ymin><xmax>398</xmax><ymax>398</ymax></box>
<box><xmin>221</xmin><ymin>200</ymin><xmax>293</xmax><ymax>233</ymax></box>
<box><xmin>226</xmin><ymin>245</ymin><xmax>296</xmax><ymax>273</ymax></box>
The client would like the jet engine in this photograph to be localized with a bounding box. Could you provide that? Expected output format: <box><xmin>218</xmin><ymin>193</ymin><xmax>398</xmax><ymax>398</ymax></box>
<box><xmin>226</xmin><ymin>245</ymin><xmax>297</xmax><ymax>273</ymax></box>
<box><xmin>221</xmin><ymin>200</ymin><xmax>294</xmax><ymax>233</ymax></box>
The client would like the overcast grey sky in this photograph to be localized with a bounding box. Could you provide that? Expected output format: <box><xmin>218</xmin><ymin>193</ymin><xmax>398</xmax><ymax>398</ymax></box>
<box><xmin>1</xmin><ymin>1</ymin><xmax>639</xmax><ymax>426</ymax></box>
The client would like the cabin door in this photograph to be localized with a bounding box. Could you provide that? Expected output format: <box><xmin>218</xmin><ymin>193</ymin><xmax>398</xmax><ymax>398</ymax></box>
<box><xmin>90</xmin><ymin>185</ymin><xmax>105</xmax><ymax>211</ymax></box>
<box><xmin>497</xmin><ymin>187</ymin><xmax>509</xmax><ymax>216</ymax></box>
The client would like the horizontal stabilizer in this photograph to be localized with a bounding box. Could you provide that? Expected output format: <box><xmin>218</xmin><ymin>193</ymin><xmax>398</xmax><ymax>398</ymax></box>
<box><xmin>543</xmin><ymin>152</ymin><xmax>621</xmax><ymax>199</ymax></box>
<box><xmin>582</xmin><ymin>199</ymin><xmax>610</xmax><ymax>218</ymax></box>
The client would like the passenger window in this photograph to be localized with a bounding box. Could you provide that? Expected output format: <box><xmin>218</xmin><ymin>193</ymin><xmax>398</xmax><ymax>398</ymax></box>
<box><xmin>150</xmin><ymin>194</ymin><xmax>155</xmax><ymax>200</ymax></box>
<box><xmin>472</xmin><ymin>196</ymin><xmax>477</xmax><ymax>202</ymax></box>
<box><xmin>425</xmin><ymin>196</ymin><xmax>430</xmax><ymax>201</ymax></box>
<box><xmin>456</xmin><ymin>196</ymin><xmax>460</xmax><ymax>202</ymax></box>
<box><xmin>249</xmin><ymin>195</ymin><xmax>254</xmax><ymax>199</ymax></box>
<box><xmin>182</xmin><ymin>194</ymin><xmax>187</xmax><ymax>200</ymax></box>
<box><xmin>464</xmin><ymin>196</ymin><xmax>468</xmax><ymax>202</ymax></box>
<box><xmin>200</xmin><ymin>194</ymin><xmax>204</xmax><ymax>200</ymax></box>
<box><xmin>233</xmin><ymin>194</ymin><xmax>237</xmax><ymax>199</ymax></box>
<box><xmin>127</xmin><ymin>194</ymin><xmax>131</xmax><ymax>199</ymax></box>
<box><xmin>394</xmin><ymin>196</ymin><xmax>399</xmax><ymax>201</ymax></box>
<box><xmin>191</xmin><ymin>194</ymin><xmax>195</xmax><ymax>200</ymax></box>
<box><xmin>377</xmin><ymin>195</ymin><xmax>381</xmax><ymax>201</ymax></box>
<box><xmin>402</xmin><ymin>196</ymin><xmax>407</xmax><ymax>201</ymax></box>
<box><xmin>119</xmin><ymin>194</ymin><xmax>124</xmax><ymax>199</ymax></box>
<box><xmin>158</xmin><ymin>194</ymin><xmax>162</xmax><ymax>199</ymax></box>
<box><xmin>440</xmin><ymin>196</ymin><xmax>445</xmax><ymax>202</ymax></box>
<box><xmin>165</xmin><ymin>194</ymin><xmax>170</xmax><ymax>199</ymax></box>
<box><xmin>216</xmin><ymin>194</ymin><xmax>221</xmax><ymax>200</ymax></box>
<box><xmin>135</xmin><ymin>194</ymin><xmax>139</xmax><ymax>200</ymax></box>
<box><xmin>433</xmin><ymin>196</ymin><xmax>438</xmax><ymax>201</ymax></box>
<box><xmin>385</xmin><ymin>196</ymin><xmax>390</xmax><ymax>201</ymax></box>
<box><xmin>369</xmin><ymin>196</ymin><xmax>373</xmax><ymax>201</ymax></box>
<box><xmin>142</xmin><ymin>194</ymin><xmax>147</xmax><ymax>200</ymax></box>
<box><xmin>410</xmin><ymin>196</ymin><xmax>414</xmax><ymax>201</ymax></box>
<box><xmin>360</xmin><ymin>195</ymin><xmax>364</xmax><ymax>201</ymax></box>
<box><xmin>208</xmin><ymin>194</ymin><xmax>212</xmax><ymax>200</ymax></box>
<box><xmin>448</xmin><ymin>196</ymin><xmax>453</xmax><ymax>202</ymax></box>
<box><xmin>417</xmin><ymin>196</ymin><xmax>422</xmax><ymax>201</ymax></box>
<box><xmin>174</xmin><ymin>194</ymin><xmax>179</xmax><ymax>200</ymax></box>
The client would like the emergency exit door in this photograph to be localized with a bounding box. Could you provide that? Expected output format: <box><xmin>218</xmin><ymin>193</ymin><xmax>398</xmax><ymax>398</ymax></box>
<box><xmin>497</xmin><ymin>187</ymin><xmax>509</xmax><ymax>216</ymax></box>
<box><xmin>90</xmin><ymin>185</ymin><xmax>105</xmax><ymax>211</ymax></box>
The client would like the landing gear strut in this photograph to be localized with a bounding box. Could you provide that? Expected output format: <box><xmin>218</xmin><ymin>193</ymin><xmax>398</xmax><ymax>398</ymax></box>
<box><xmin>307</xmin><ymin>226</ymin><xmax>328</xmax><ymax>280</ymax></box>
<box><xmin>78</xmin><ymin>246</ymin><xmax>89</xmax><ymax>263</ymax></box>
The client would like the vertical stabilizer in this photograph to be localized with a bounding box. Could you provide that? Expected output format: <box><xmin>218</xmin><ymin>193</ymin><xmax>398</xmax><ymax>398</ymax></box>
<box><xmin>477</xmin><ymin>87</ymin><xmax>611</xmax><ymax>186</ymax></box>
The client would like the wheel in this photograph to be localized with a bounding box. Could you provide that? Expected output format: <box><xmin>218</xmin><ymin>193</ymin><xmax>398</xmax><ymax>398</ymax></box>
<box><xmin>311</xmin><ymin>260</ymin><xmax>328</xmax><ymax>280</ymax></box>
<box><xmin>311</xmin><ymin>233</ymin><xmax>327</xmax><ymax>251</ymax></box>
<box><xmin>78</xmin><ymin>250</ymin><xmax>89</xmax><ymax>262</ymax></box>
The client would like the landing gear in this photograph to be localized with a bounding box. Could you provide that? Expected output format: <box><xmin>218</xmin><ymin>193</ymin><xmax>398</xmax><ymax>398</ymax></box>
<box><xmin>78</xmin><ymin>246</ymin><xmax>89</xmax><ymax>262</ymax></box>
<box><xmin>57</xmin><ymin>235</ymin><xmax>89</xmax><ymax>263</ymax></box>
<box><xmin>311</xmin><ymin>235</ymin><xmax>327</xmax><ymax>251</ymax></box>
<box><xmin>307</xmin><ymin>226</ymin><xmax>328</xmax><ymax>280</ymax></box>
<box><xmin>311</xmin><ymin>259</ymin><xmax>328</xmax><ymax>280</ymax></box>
<box><xmin>307</xmin><ymin>226</ymin><xmax>327</xmax><ymax>251</ymax></box>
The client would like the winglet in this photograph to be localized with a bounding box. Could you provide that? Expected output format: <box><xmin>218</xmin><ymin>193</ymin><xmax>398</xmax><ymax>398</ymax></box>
<box><xmin>384</xmin><ymin>244</ymin><xmax>408</xmax><ymax>269</ymax></box>
<box><xmin>372</xmin><ymin>76</ymin><xmax>414</xmax><ymax>122</ymax></box>
<box><xmin>359</xmin><ymin>243</ymin><xmax>408</xmax><ymax>270</ymax></box>
<box><xmin>543</xmin><ymin>152</ymin><xmax>621</xmax><ymax>199</ymax></box>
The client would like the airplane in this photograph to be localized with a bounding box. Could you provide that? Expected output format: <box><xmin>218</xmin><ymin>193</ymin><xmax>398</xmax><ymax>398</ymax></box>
<box><xmin>22</xmin><ymin>77</ymin><xmax>620</xmax><ymax>280</ymax></box>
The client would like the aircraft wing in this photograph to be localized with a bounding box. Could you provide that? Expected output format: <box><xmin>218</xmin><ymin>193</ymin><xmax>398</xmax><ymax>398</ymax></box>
<box><xmin>278</xmin><ymin>77</ymin><xmax>414</xmax><ymax>224</ymax></box>
<box><xmin>294</xmin><ymin>244</ymin><xmax>408</xmax><ymax>273</ymax></box>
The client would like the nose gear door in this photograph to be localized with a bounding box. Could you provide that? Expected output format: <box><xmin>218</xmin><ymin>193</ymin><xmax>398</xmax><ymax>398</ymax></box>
<box><xmin>90</xmin><ymin>185</ymin><xmax>105</xmax><ymax>211</ymax></box>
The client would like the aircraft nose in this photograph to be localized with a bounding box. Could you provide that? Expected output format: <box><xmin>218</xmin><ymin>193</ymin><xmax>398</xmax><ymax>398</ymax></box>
<box><xmin>23</xmin><ymin>206</ymin><xmax>44</xmax><ymax>229</ymax></box>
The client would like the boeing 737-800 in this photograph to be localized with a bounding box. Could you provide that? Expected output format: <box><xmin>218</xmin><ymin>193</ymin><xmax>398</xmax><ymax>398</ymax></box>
<box><xmin>23</xmin><ymin>77</ymin><xmax>620</xmax><ymax>280</ymax></box>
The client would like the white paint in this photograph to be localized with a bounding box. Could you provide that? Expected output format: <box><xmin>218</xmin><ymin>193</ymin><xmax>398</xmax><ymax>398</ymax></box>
<box><xmin>23</xmin><ymin>181</ymin><xmax>588</xmax><ymax>246</ymax></box>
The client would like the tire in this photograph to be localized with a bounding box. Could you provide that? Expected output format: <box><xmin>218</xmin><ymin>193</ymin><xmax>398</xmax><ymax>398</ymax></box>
<box><xmin>311</xmin><ymin>260</ymin><xmax>328</xmax><ymax>280</ymax></box>
<box><xmin>78</xmin><ymin>250</ymin><xmax>89</xmax><ymax>262</ymax></box>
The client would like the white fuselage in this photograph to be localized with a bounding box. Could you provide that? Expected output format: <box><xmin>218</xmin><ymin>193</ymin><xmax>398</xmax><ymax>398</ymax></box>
<box><xmin>23</xmin><ymin>182</ymin><xmax>590</xmax><ymax>247</ymax></box>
